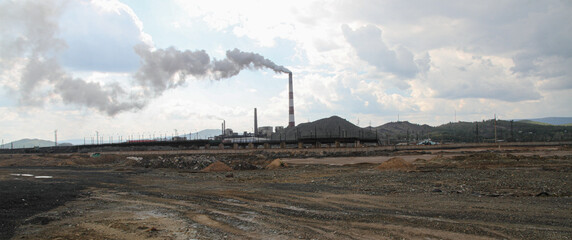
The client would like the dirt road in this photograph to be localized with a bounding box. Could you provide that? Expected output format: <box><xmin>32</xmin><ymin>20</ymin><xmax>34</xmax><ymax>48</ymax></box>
<box><xmin>1</xmin><ymin>147</ymin><xmax>571</xmax><ymax>239</ymax></box>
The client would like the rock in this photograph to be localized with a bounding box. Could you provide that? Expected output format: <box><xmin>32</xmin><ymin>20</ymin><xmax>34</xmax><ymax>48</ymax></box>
<box><xmin>536</xmin><ymin>192</ymin><xmax>550</xmax><ymax>197</ymax></box>
<box><xmin>126</xmin><ymin>156</ymin><xmax>142</xmax><ymax>161</ymax></box>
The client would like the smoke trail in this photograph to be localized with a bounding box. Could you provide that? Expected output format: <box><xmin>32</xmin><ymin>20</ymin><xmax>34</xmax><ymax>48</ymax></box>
<box><xmin>1</xmin><ymin>1</ymin><xmax>289</xmax><ymax>116</ymax></box>
<box><xmin>1</xmin><ymin>0</ymin><xmax>67</xmax><ymax>106</ymax></box>
<box><xmin>133</xmin><ymin>44</ymin><xmax>211</xmax><ymax>96</ymax></box>
<box><xmin>218</xmin><ymin>48</ymin><xmax>291</xmax><ymax>75</ymax></box>
<box><xmin>134</xmin><ymin>45</ymin><xmax>290</xmax><ymax>96</ymax></box>
<box><xmin>55</xmin><ymin>76</ymin><xmax>145</xmax><ymax>115</ymax></box>
<box><xmin>0</xmin><ymin>0</ymin><xmax>144</xmax><ymax>115</ymax></box>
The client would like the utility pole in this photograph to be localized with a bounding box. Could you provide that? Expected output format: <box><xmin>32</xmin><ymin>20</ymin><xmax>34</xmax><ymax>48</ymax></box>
<box><xmin>494</xmin><ymin>114</ymin><xmax>497</xmax><ymax>143</ymax></box>
<box><xmin>54</xmin><ymin>130</ymin><xmax>57</xmax><ymax>147</ymax></box>
<box><xmin>96</xmin><ymin>131</ymin><xmax>99</xmax><ymax>145</ymax></box>
<box><xmin>475</xmin><ymin>123</ymin><xmax>479</xmax><ymax>143</ymax></box>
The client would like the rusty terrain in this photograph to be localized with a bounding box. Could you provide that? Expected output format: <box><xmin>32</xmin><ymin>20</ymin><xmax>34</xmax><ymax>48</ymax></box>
<box><xmin>1</xmin><ymin>145</ymin><xmax>571</xmax><ymax>239</ymax></box>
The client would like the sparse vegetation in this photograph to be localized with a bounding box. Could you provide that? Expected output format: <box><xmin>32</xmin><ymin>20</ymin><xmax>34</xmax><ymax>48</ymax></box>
<box><xmin>374</xmin><ymin>119</ymin><xmax>572</xmax><ymax>144</ymax></box>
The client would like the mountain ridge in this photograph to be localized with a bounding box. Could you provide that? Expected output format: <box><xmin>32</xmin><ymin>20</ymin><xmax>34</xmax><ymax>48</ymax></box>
<box><xmin>4</xmin><ymin>116</ymin><xmax>572</xmax><ymax>148</ymax></box>
<box><xmin>1</xmin><ymin>138</ymin><xmax>56</xmax><ymax>149</ymax></box>
<box><xmin>514</xmin><ymin>117</ymin><xmax>572</xmax><ymax>126</ymax></box>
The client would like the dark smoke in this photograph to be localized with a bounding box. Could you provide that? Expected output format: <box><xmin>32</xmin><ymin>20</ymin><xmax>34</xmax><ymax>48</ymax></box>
<box><xmin>134</xmin><ymin>45</ymin><xmax>290</xmax><ymax>96</ymax></box>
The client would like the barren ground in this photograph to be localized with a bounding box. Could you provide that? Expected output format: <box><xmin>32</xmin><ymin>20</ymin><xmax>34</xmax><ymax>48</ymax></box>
<box><xmin>1</xmin><ymin>146</ymin><xmax>571</xmax><ymax>239</ymax></box>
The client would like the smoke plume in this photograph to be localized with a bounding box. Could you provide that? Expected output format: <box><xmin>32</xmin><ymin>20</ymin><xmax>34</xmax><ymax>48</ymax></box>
<box><xmin>55</xmin><ymin>76</ymin><xmax>145</xmax><ymax>116</ymax></box>
<box><xmin>134</xmin><ymin>45</ymin><xmax>290</xmax><ymax>96</ymax></box>
<box><xmin>215</xmin><ymin>48</ymin><xmax>291</xmax><ymax>76</ymax></box>
<box><xmin>1</xmin><ymin>0</ymin><xmax>289</xmax><ymax>116</ymax></box>
<box><xmin>0</xmin><ymin>0</ymin><xmax>144</xmax><ymax>115</ymax></box>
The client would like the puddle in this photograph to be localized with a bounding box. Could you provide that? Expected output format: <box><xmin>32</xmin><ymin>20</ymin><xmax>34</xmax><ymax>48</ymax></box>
<box><xmin>10</xmin><ymin>174</ymin><xmax>53</xmax><ymax>179</ymax></box>
<box><xmin>10</xmin><ymin>173</ymin><xmax>34</xmax><ymax>177</ymax></box>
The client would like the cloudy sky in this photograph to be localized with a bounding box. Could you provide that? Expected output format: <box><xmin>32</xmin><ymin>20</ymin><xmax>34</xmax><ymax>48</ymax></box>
<box><xmin>1</xmin><ymin>0</ymin><xmax>571</xmax><ymax>142</ymax></box>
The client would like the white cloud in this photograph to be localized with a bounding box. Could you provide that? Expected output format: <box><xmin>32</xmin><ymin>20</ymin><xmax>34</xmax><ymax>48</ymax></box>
<box><xmin>341</xmin><ymin>24</ymin><xmax>419</xmax><ymax>79</ymax></box>
<box><xmin>421</xmin><ymin>48</ymin><xmax>542</xmax><ymax>102</ymax></box>
<box><xmin>1</xmin><ymin>0</ymin><xmax>572</xmax><ymax>141</ymax></box>
<box><xmin>337</xmin><ymin>0</ymin><xmax>572</xmax><ymax>90</ymax></box>
<box><xmin>58</xmin><ymin>0</ymin><xmax>152</xmax><ymax>72</ymax></box>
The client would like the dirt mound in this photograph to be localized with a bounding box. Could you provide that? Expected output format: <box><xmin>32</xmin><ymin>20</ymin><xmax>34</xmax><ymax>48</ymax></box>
<box><xmin>375</xmin><ymin>157</ymin><xmax>416</xmax><ymax>171</ymax></box>
<box><xmin>201</xmin><ymin>161</ymin><xmax>232</xmax><ymax>172</ymax></box>
<box><xmin>265</xmin><ymin>159</ymin><xmax>287</xmax><ymax>170</ymax></box>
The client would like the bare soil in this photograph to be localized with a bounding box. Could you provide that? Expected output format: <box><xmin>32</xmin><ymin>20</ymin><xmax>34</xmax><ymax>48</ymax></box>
<box><xmin>1</xmin><ymin>146</ymin><xmax>571</xmax><ymax>239</ymax></box>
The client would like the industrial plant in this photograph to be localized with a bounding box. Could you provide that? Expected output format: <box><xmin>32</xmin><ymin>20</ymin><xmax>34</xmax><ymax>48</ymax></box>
<box><xmin>216</xmin><ymin>71</ymin><xmax>297</xmax><ymax>143</ymax></box>
<box><xmin>2</xmin><ymin>71</ymin><xmax>571</xmax><ymax>154</ymax></box>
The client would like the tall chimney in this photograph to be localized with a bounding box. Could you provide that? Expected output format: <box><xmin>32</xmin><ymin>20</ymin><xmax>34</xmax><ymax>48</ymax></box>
<box><xmin>254</xmin><ymin>108</ymin><xmax>258</xmax><ymax>137</ymax></box>
<box><xmin>288</xmin><ymin>72</ymin><xmax>295</xmax><ymax>127</ymax></box>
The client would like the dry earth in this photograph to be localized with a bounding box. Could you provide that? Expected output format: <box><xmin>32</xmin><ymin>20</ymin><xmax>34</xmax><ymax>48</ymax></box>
<box><xmin>1</xmin><ymin>146</ymin><xmax>571</xmax><ymax>239</ymax></box>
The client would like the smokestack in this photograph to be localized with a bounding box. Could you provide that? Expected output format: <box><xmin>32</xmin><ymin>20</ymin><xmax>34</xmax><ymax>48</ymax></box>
<box><xmin>254</xmin><ymin>108</ymin><xmax>258</xmax><ymax>137</ymax></box>
<box><xmin>288</xmin><ymin>72</ymin><xmax>295</xmax><ymax>127</ymax></box>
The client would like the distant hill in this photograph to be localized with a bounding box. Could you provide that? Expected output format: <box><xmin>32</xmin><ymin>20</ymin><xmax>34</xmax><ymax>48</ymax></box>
<box><xmin>517</xmin><ymin>120</ymin><xmax>552</xmax><ymax>126</ymax></box>
<box><xmin>5</xmin><ymin>117</ymin><xmax>572</xmax><ymax>149</ymax></box>
<box><xmin>295</xmin><ymin>116</ymin><xmax>362</xmax><ymax>137</ymax></box>
<box><xmin>266</xmin><ymin>115</ymin><xmax>572</xmax><ymax>143</ymax></box>
<box><xmin>1</xmin><ymin>138</ymin><xmax>56</xmax><ymax>149</ymax></box>
<box><xmin>374</xmin><ymin>121</ymin><xmax>433</xmax><ymax>137</ymax></box>
<box><xmin>516</xmin><ymin>117</ymin><xmax>572</xmax><ymax>126</ymax></box>
<box><xmin>274</xmin><ymin>116</ymin><xmax>374</xmax><ymax>140</ymax></box>
<box><xmin>427</xmin><ymin>119</ymin><xmax>572</xmax><ymax>143</ymax></box>
<box><xmin>194</xmin><ymin>129</ymin><xmax>221</xmax><ymax>139</ymax></box>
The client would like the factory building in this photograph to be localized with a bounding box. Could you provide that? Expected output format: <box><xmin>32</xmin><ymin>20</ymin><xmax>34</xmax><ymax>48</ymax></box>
<box><xmin>258</xmin><ymin>126</ymin><xmax>273</xmax><ymax>137</ymax></box>
<box><xmin>218</xmin><ymin>71</ymin><xmax>295</xmax><ymax>142</ymax></box>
